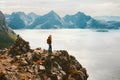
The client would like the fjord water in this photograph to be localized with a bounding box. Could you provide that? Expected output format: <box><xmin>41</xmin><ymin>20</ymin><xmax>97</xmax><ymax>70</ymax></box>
<box><xmin>14</xmin><ymin>29</ymin><xmax>120</xmax><ymax>80</ymax></box>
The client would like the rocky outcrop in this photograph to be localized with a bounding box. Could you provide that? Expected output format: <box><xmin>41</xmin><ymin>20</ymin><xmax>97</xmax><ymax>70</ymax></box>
<box><xmin>9</xmin><ymin>35</ymin><xmax>30</xmax><ymax>56</ymax></box>
<box><xmin>0</xmin><ymin>37</ymin><xmax>88</xmax><ymax>80</ymax></box>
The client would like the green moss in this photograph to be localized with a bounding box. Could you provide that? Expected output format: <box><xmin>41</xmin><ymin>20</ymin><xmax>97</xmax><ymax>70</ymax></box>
<box><xmin>8</xmin><ymin>32</ymin><xmax>17</xmax><ymax>40</ymax></box>
<box><xmin>0</xmin><ymin>33</ymin><xmax>16</xmax><ymax>49</ymax></box>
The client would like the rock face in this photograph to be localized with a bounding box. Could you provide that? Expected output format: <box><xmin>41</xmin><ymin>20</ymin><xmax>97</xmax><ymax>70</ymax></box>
<box><xmin>0</xmin><ymin>11</ymin><xmax>16</xmax><ymax>49</ymax></box>
<box><xmin>0</xmin><ymin>37</ymin><xmax>88</xmax><ymax>80</ymax></box>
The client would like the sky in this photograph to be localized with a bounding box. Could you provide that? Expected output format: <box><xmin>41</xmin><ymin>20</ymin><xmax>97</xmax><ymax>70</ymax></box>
<box><xmin>0</xmin><ymin>0</ymin><xmax>120</xmax><ymax>17</ymax></box>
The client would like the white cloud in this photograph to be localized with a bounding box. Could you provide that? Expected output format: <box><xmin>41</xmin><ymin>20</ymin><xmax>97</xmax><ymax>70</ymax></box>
<box><xmin>0</xmin><ymin>0</ymin><xmax>120</xmax><ymax>17</ymax></box>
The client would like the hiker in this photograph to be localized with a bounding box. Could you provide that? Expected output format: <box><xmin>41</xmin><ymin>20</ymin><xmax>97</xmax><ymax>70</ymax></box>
<box><xmin>47</xmin><ymin>35</ymin><xmax>52</xmax><ymax>54</ymax></box>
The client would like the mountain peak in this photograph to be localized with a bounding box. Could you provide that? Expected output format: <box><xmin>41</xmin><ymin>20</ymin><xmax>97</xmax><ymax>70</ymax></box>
<box><xmin>27</xmin><ymin>12</ymin><xmax>38</xmax><ymax>18</ymax></box>
<box><xmin>28</xmin><ymin>12</ymin><xmax>37</xmax><ymax>16</ymax></box>
<box><xmin>12</xmin><ymin>12</ymin><xmax>25</xmax><ymax>15</ymax></box>
<box><xmin>44</xmin><ymin>10</ymin><xmax>61</xmax><ymax>20</ymax></box>
<box><xmin>49</xmin><ymin>10</ymin><xmax>56</xmax><ymax>14</ymax></box>
<box><xmin>0</xmin><ymin>11</ymin><xmax>3</xmax><ymax>15</ymax></box>
<box><xmin>11</xmin><ymin>12</ymin><xmax>26</xmax><ymax>17</ymax></box>
<box><xmin>0</xmin><ymin>11</ymin><xmax>5</xmax><ymax>21</ymax></box>
<box><xmin>75</xmin><ymin>11</ymin><xmax>85</xmax><ymax>16</ymax></box>
<box><xmin>45</xmin><ymin>10</ymin><xmax>59</xmax><ymax>17</ymax></box>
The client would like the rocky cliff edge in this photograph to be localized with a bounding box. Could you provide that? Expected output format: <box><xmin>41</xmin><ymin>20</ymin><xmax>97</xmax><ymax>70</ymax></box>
<box><xmin>0</xmin><ymin>36</ymin><xmax>88</xmax><ymax>80</ymax></box>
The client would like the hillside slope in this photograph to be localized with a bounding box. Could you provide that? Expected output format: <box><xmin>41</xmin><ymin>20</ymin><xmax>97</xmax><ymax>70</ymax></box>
<box><xmin>0</xmin><ymin>11</ymin><xmax>16</xmax><ymax>49</ymax></box>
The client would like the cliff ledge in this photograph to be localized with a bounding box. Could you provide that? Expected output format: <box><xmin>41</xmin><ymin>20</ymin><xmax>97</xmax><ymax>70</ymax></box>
<box><xmin>0</xmin><ymin>36</ymin><xmax>88</xmax><ymax>80</ymax></box>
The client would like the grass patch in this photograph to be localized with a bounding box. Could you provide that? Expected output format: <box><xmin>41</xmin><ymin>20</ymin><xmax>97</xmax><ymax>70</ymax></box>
<box><xmin>0</xmin><ymin>32</ymin><xmax>16</xmax><ymax>49</ymax></box>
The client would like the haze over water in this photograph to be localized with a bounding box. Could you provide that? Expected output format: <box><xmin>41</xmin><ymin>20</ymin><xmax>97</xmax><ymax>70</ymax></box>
<box><xmin>14</xmin><ymin>29</ymin><xmax>120</xmax><ymax>80</ymax></box>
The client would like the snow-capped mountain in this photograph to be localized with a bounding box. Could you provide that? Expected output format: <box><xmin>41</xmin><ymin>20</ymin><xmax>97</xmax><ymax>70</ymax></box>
<box><xmin>29</xmin><ymin>10</ymin><xmax>63</xmax><ymax>29</ymax></box>
<box><xmin>63</xmin><ymin>11</ymin><xmax>92</xmax><ymax>28</ymax></box>
<box><xmin>6</xmin><ymin>12</ymin><xmax>27</xmax><ymax>29</ymax></box>
<box><xmin>28</xmin><ymin>12</ymin><xmax>38</xmax><ymax>20</ymax></box>
<box><xmin>27</xmin><ymin>12</ymin><xmax>39</xmax><ymax>25</ymax></box>
<box><xmin>5</xmin><ymin>11</ymin><xmax>120</xmax><ymax>29</ymax></box>
<box><xmin>6</xmin><ymin>12</ymin><xmax>38</xmax><ymax>29</ymax></box>
<box><xmin>94</xmin><ymin>16</ymin><xmax>120</xmax><ymax>29</ymax></box>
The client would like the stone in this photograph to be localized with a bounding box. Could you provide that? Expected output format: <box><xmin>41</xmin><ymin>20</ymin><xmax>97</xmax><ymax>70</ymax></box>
<box><xmin>0</xmin><ymin>37</ymin><xmax>88</xmax><ymax>80</ymax></box>
<box><xmin>20</xmin><ymin>59</ymin><xmax>28</xmax><ymax>66</ymax></box>
<box><xmin>50</xmin><ymin>74</ymin><xmax>58</xmax><ymax>80</ymax></box>
<box><xmin>32</xmin><ymin>52</ymin><xmax>41</xmax><ymax>62</ymax></box>
<box><xmin>39</xmin><ymin>65</ymin><xmax>45</xmax><ymax>70</ymax></box>
<box><xmin>0</xmin><ymin>72</ymin><xmax>7</xmax><ymax>80</ymax></box>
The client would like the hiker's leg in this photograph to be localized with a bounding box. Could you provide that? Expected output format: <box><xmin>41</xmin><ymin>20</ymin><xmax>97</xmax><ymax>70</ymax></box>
<box><xmin>49</xmin><ymin>44</ymin><xmax>52</xmax><ymax>53</ymax></box>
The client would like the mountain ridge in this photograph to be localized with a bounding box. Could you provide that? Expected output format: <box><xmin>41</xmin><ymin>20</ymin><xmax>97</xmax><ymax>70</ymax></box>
<box><xmin>94</xmin><ymin>16</ymin><xmax>120</xmax><ymax>21</ymax></box>
<box><xmin>5</xmin><ymin>11</ymin><xmax>120</xmax><ymax>29</ymax></box>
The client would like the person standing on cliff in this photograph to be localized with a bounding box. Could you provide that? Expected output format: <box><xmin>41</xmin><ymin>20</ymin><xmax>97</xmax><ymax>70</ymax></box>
<box><xmin>47</xmin><ymin>35</ymin><xmax>52</xmax><ymax>54</ymax></box>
